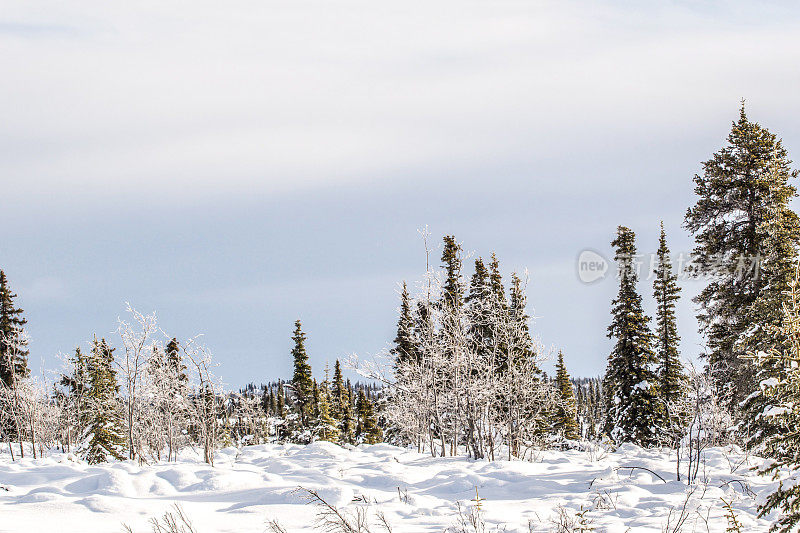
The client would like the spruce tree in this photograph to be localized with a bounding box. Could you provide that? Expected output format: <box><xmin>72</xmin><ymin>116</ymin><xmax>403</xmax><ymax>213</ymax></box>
<box><xmin>61</xmin><ymin>347</ymin><xmax>90</xmax><ymax>402</ymax></box>
<box><xmin>652</xmin><ymin>223</ymin><xmax>687</xmax><ymax>422</ymax></box>
<box><xmin>488</xmin><ymin>253</ymin><xmax>507</xmax><ymax>310</ymax></box>
<box><xmin>685</xmin><ymin>104</ymin><xmax>800</xmax><ymax>418</ymax></box>
<box><xmin>585</xmin><ymin>380</ymin><xmax>601</xmax><ymax>440</ymax></box>
<box><xmin>165</xmin><ymin>338</ymin><xmax>188</xmax><ymax>387</ymax></box>
<box><xmin>466</xmin><ymin>258</ymin><xmax>493</xmax><ymax>364</ymax></box>
<box><xmin>346</xmin><ymin>381</ymin><xmax>355</xmax><ymax>432</ymax></box>
<box><xmin>0</xmin><ymin>270</ymin><xmax>29</xmax><ymax>387</ymax></box>
<box><xmin>290</xmin><ymin>320</ymin><xmax>314</xmax><ymax>428</ymax></box>
<box><xmin>314</xmin><ymin>373</ymin><xmax>340</xmax><ymax>443</ymax></box>
<box><xmin>331</xmin><ymin>360</ymin><xmax>354</xmax><ymax>444</ymax></box>
<box><xmin>356</xmin><ymin>389</ymin><xmax>382</xmax><ymax>444</ymax></box>
<box><xmin>85</xmin><ymin>337</ymin><xmax>125</xmax><ymax>463</ymax></box>
<box><xmin>604</xmin><ymin>226</ymin><xmax>659</xmax><ymax>446</ymax></box>
<box><xmin>754</xmin><ymin>269</ymin><xmax>800</xmax><ymax>532</ymax></box>
<box><xmin>743</xmin><ymin>156</ymin><xmax>800</xmax><ymax>450</ymax></box>
<box><xmin>264</xmin><ymin>389</ymin><xmax>274</xmax><ymax>416</ymax></box>
<box><xmin>391</xmin><ymin>282</ymin><xmax>418</xmax><ymax>367</ymax></box>
<box><xmin>440</xmin><ymin>235</ymin><xmax>464</xmax><ymax>311</ymax></box>
<box><xmin>508</xmin><ymin>273</ymin><xmax>539</xmax><ymax>373</ymax></box>
<box><xmin>310</xmin><ymin>380</ymin><xmax>320</xmax><ymax>428</ymax></box>
<box><xmin>488</xmin><ymin>254</ymin><xmax>510</xmax><ymax>373</ymax></box>
<box><xmin>276</xmin><ymin>384</ymin><xmax>285</xmax><ymax>417</ymax></box>
<box><xmin>60</xmin><ymin>346</ymin><xmax>91</xmax><ymax>441</ymax></box>
<box><xmin>554</xmin><ymin>352</ymin><xmax>580</xmax><ymax>440</ymax></box>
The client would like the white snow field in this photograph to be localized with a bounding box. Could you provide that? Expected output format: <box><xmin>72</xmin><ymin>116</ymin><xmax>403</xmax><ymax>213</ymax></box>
<box><xmin>0</xmin><ymin>442</ymin><xmax>782</xmax><ymax>532</ymax></box>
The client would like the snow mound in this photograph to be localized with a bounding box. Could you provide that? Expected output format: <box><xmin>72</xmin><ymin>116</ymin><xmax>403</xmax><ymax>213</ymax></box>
<box><xmin>0</xmin><ymin>443</ymin><xmax>783</xmax><ymax>532</ymax></box>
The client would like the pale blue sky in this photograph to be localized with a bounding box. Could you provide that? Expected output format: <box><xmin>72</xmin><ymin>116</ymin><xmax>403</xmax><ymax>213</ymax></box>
<box><xmin>2</xmin><ymin>1</ymin><xmax>800</xmax><ymax>386</ymax></box>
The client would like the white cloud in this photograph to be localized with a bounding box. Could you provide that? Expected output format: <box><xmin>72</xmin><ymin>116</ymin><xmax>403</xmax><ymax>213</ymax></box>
<box><xmin>2</xmin><ymin>0</ymin><xmax>800</xmax><ymax>204</ymax></box>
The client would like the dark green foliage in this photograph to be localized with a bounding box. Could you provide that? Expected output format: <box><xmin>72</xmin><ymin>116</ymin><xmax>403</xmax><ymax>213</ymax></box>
<box><xmin>313</xmin><ymin>377</ymin><xmax>339</xmax><ymax>443</ymax></box>
<box><xmin>165</xmin><ymin>338</ymin><xmax>188</xmax><ymax>386</ymax></box>
<box><xmin>554</xmin><ymin>352</ymin><xmax>580</xmax><ymax>440</ymax></box>
<box><xmin>487</xmin><ymin>254</ymin><xmax>510</xmax><ymax>374</ymax></box>
<box><xmin>290</xmin><ymin>320</ymin><xmax>314</xmax><ymax>427</ymax></box>
<box><xmin>331</xmin><ymin>360</ymin><xmax>354</xmax><ymax>444</ymax></box>
<box><xmin>440</xmin><ymin>236</ymin><xmax>464</xmax><ymax>311</ymax></box>
<box><xmin>60</xmin><ymin>347</ymin><xmax>91</xmax><ymax>431</ymax></box>
<box><xmin>652</xmin><ymin>224</ymin><xmax>687</xmax><ymax>425</ymax></box>
<box><xmin>0</xmin><ymin>270</ymin><xmax>29</xmax><ymax>387</ymax></box>
<box><xmin>391</xmin><ymin>282</ymin><xmax>419</xmax><ymax>367</ymax></box>
<box><xmin>604</xmin><ymin>226</ymin><xmax>659</xmax><ymax>446</ymax></box>
<box><xmin>466</xmin><ymin>258</ymin><xmax>493</xmax><ymax>364</ymax></box>
<box><xmin>276</xmin><ymin>383</ymin><xmax>286</xmax><ymax>417</ymax></box>
<box><xmin>754</xmin><ymin>273</ymin><xmax>800</xmax><ymax>532</ymax></box>
<box><xmin>61</xmin><ymin>347</ymin><xmax>90</xmax><ymax>397</ymax></box>
<box><xmin>311</xmin><ymin>380</ymin><xmax>320</xmax><ymax>423</ymax></box>
<box><xmin>573</xmin><ymin>378</ymin><xmax>604</xmax><ymax>440</ymax></box>
<box><xmin>685</xmin><ymin>104</ymin><xmax>800</xmax><ymax>419</ymax></box>
<box><xmin>508</xmin><ymin>273</ymin><xmax>538</xmax><ymax>373</ymax></box>
<box><xmin>150</xmin><ymin>339</ymin><xmax>189</xmax><ymax>400</ymax></box>
<box><xmin>355</xmin><ymin>389</ymin><xmax>382</xmax><ymax>444</ymax></box>
<box><xmin>85</xmin><ymin>337</ymin><xmax>125</xmax><ymax>464</ymax></box>
<box><xmin>488</xmin><ymin>253</ymin><xmax>507</xmax><ymax>310</ymax></box>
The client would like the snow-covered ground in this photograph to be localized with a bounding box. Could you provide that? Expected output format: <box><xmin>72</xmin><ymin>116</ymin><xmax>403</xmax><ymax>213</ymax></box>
<box><xmin>0</xmin><ymin>442</ymin><xmax>781</xmax><ymax>532</ymax></box>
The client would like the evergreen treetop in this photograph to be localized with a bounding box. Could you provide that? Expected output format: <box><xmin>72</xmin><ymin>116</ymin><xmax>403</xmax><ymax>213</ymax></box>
<box><xmin>508</xmin><ymin>272</ymin><xmax>537</xmax><ymax>373</ymax></box>
<box><xmin>466</xmin><ymin>258</ymin><xmax>493</xmax><ymax>364</ymax></box>
<box><xmin>391</xmin><ymin>282</ymin><xmax>418</xmax><ymax>367</ymax></box>
<box><xmin>440</xmin><ymin>235</ymin><xmax>464</xmax><ymax>311</ymax></box>
<box><xmin>488</xmin><ymin>253</ymin><xmax>507</xmax><ymax>310</ymax></box>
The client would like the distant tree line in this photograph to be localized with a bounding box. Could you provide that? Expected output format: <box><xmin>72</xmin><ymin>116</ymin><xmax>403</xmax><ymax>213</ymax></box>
<box><xmin>0</xmin><ymin>278</ymin><xmax>381</xmax><ymax>465</ymax></box>
<box><xmin>247</xmin><ymin>322</ymin><xmax>382</xmax><ymax>446</ymax></box>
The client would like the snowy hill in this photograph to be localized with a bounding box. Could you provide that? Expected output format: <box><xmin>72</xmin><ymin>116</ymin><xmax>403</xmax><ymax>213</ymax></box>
<box><xmin>0</xmin><ymin>442</ymin><xmax>780</xmax><ymax>532</ymax></box>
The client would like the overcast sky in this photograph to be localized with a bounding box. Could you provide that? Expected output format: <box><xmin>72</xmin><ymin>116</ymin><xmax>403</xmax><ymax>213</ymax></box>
<box><xmin>2</xmin><ymin>0</ymin><xmax>800</xmax><ymax>386</ymax></box>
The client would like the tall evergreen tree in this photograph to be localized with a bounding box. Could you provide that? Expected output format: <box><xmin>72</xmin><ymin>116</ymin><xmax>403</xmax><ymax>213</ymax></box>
<box><xmin>652</xmin><ymin>223</ymin><xmax>687</xmax><ymax>413</ymax></box>
<box><xmin>554</xmin><ymin>352</ymin><xmax>580</xmax><ymax>440</ymax></box>
<box><xmin>604</xmin><ymin>226</ymin><xmax>659</xmax><ymax>446</ymax></box>
<box><xmin>85</xmin><ymin>337</ymin><xmax>125</xmax><ymax>463</ymax></box>
<box><xmin>391</xmin><ymin>282</ymin><xmax>418</xmax><ymax>367</ymax></box>
<box><xmin>466</xmin><ymin>258</ymin><xmax>493</xmax><ymax>363</ymax></box>
<box><xmin>355</xmin><ymin>389</ymin><xmax>382</xmax><ymax>444</ymax></box>
<box><xmin>0</xmin><ymin>270</ymin><xmax>29</xmax><ymax>387</ymax></box>
<box><xmin>61</xmin><ymin>347</ymin><xmax>90</xmax><ymax>403</ymax></box>
<box><xmin>310</xmin><ymin>380</ymin><xmax>320</xmax><ymax>426</ymax></box>
<box><xmin>685</xmin><ymin>104</ymin><xmax>800</xmax><ymax>419</ymax></box>
<box><xmin>508</xmin><ymin>273</ymin><xmax>538</xmax><ymax>372</ymax></box>
<box><xmin>753</xmin><ymin>267</ymin><xmax>800</xmax><ymax>532</ymax></box>
<box><xmin>488</xmin><ymin>254</ymin><xmax>510</xmax><ymax>373</ymax></box>
<box><xmin>313</xmin><ymin>374</ymin><xmax>340</xmax><ymax>443</ymax></box>
<box><xmin>331</xmin><ymin>360</ymin><xmax>354</xmax><ymax>444</ymax></box>
<box><xmin>440</xmin><ymin>235</ymin><xmax>464</xmax><ymax>311</ymax></box>
<box><xmin>276</xmin><ymin>383</ymin><xmax>285</xmax><ymax>417</ymax></box>
<box><xmin>165</xmin><ymin>338</ymin><xmax>188</xmax><ymax>386</ymax></box>
<box><xmin>290</xmin><ymin>320</ymin><xmax>314</xmax><ymax>428</ymax></box>
<box><xmin>60</xmin><ymin>346</ymin><xmax>91</xmax><ymax>442</ymax></box>
<box><xmin>488</xmin><ymin>253</ymin><xmax>507</xmax><ymax>310</ymax></box>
